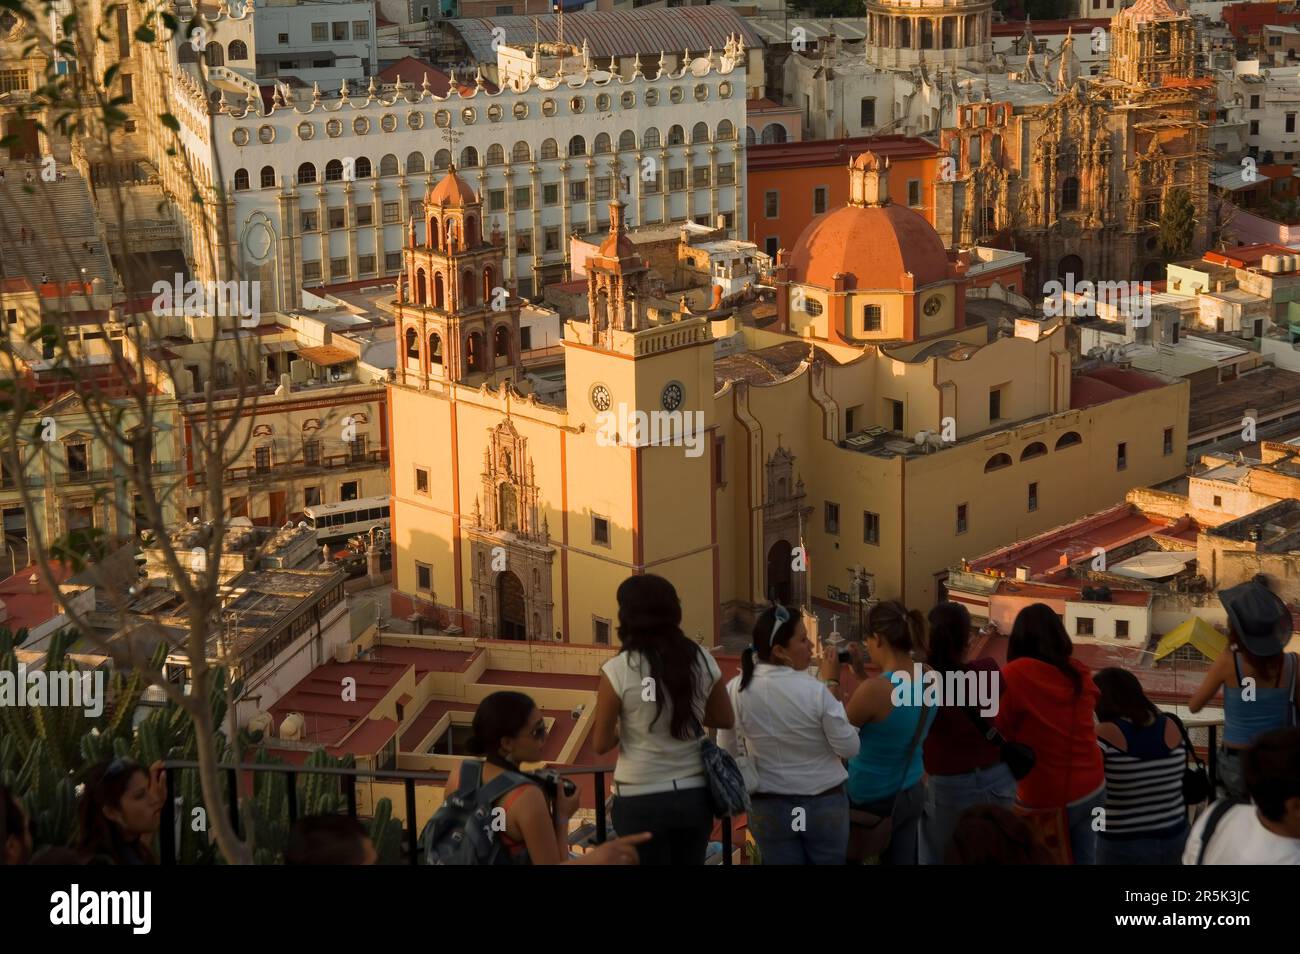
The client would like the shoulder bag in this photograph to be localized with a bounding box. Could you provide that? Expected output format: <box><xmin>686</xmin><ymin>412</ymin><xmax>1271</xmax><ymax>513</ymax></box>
<box><xmin>961</xmin><ymin>705</ymin><xmax>1036</xmax><ymax>780</ymax></box>
<box><xmin>728</xmin><ymin>678</ymin><xmax>761</xmax><ymax>794</ymax></box>
<box><xmin>847</xmin><ymin>678</ymin><xmax>930</xmax><ymax>863</ymax></box>
<box><xmin>1166</xmin><ymin>712</ymin><xmax>1211</xmax><ymax>806</ymax></box>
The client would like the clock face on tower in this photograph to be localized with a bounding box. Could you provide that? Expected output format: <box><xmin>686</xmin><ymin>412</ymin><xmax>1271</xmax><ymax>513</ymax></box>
<box><xmin>661</xmin><ymin>381</ymin><xmax>684</xmax><ymax>411</ymax></box>
<box><xmin>590</xmin><ymin>384</ymin><xmax>612</xmax><ymax>412</ymax></box>
<box><xmin>923</xmin><ymin>295</ymin><xmax>943</xmax><ymax>317</ymax></box>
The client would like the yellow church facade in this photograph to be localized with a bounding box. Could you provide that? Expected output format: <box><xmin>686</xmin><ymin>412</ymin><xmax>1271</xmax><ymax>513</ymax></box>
<box><xmin>389</xmin><ymin>157</ymin><xmax>1189</xmax><ymax>646</ymax></box>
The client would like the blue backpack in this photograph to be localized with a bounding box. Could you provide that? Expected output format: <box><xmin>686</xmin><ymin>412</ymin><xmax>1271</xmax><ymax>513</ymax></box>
<box><xmin>420</xmin><ymin>761</ymin><xmax>534</xmax><ymax>865</ymax></box>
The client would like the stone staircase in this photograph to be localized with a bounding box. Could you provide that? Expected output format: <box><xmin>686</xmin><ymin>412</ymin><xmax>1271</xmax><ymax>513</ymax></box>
<box><xmin>0</xmin><ymin>166</ymin><xmax>115</xmax><ymax>286</ymax></box>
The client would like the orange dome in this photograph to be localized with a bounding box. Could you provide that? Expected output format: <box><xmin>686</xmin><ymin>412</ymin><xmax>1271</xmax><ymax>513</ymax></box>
<box><xmin>788</xmin><ymin>203</ymin><xmax>950</xmax><ymax>291</ymax></box>
<box><xmin>427</xmin><ymin>164</ymin><xmax>477</xmax><ymax>206</ymax></box>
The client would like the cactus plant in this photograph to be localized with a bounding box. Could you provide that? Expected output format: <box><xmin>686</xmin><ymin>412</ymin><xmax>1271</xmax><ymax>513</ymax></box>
<box><xmin>1</xmin><ymin>625</ymin><xmax>401</xmax><ymax>863</ymax></box>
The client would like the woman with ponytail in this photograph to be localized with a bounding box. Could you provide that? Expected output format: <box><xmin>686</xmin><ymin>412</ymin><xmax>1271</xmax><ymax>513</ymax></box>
<box><xmin>843</xmin><ymin>600</ymin><xmax>936</xmax><ymax>865</ymax></box>
<box><xmin>441</xmin><ymin>691</ymin><xmax>649</xmax><ymax>865</ymax></box>
<box><xmin>591</xmin><ymin>574</ymin><xmax>734</xmax><ymax>865</ymax></box>
<box><xmin>716</xmin><ymin>604</ymin><xmax>859</xmax><ymax>864</ymax></box>
<box><xmin>996</xmin><ymin>603</ymin><xmax>1104</xmax><ymax>864</ymax></box>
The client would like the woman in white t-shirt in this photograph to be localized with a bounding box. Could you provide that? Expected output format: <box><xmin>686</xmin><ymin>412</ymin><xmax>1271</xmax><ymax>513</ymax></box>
<box><xmin>591</xmin><ymin>574</ymin><xmax>734</xmax><ymax>865</ymax></box>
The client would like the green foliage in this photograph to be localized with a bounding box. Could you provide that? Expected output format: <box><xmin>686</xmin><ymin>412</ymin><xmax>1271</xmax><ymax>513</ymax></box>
<box><xmin>1158</xmin><ymin>188</ymin><xmax>1197</xmax><ymax>260</ymax></box>
<box><xmin>1</xmin><ymin>625</ymin><xmax>398</xmax><ymax>863</ymax></box>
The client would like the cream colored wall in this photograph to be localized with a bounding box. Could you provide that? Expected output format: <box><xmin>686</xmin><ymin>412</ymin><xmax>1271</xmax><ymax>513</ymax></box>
<box><xmin>901</xmin><ymin>382</ymin><xmax>1189</xmax><ymax>608</ymax></box>
<box><xmin>1188</xmin><ymin>477</ymin><xmax>1275</xmax><ymax>520</ymax></box>
<box><xmin>391</xmin><ymin>385</ymin><xmax>458</xmax><ymax>610</ymax></box>
<box><xmin>916</xmin><ymin>287</ymin><xmax>955</xmax><ymax>338</ymax></box>
<box><xmin>843</xmin><ymin>289</ymin><xmax>908</xmax><ymax>340</ymax></box>
<box><xmin>933</xmin><ymin>330</ymin><xmax>1063</xmax><ymax>436</ymax></box>
<box><xmin>1064</xmin><ymin>601</ymin><xmax>1150</xmax><ymax>643</ymax></box>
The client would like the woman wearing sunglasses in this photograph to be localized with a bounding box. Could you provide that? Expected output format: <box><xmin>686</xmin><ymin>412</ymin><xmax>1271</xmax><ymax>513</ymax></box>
<box><xmin>718</xmin><ymin>604</ymin><xmax>860</xmax><ymax>864</ymax></box>
<box><xmin>76</xmin><ymin>757</ymin><xmax>167</xmax><ymax>865</ymax></box>
<box><xmin>445</xmin><ymin>691</ymin><xmax>649</xmax><ymax>865</ymax></box>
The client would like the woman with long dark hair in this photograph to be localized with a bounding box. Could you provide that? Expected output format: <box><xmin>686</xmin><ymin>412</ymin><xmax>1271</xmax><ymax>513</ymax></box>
<box><xmin>1093</xmin><ymin>668</ymin><xmax>1190</xmax><ymax>865</ymax></box>
<box><xmin>591</xmin><ymin>574</ymin><xmax>734</xmax><ymax>865</ymax></box>
<box><xmin>919</xmin><ymin>602</ymin><xmax>1016</xmax><ymax>864</ymax></box>
<box><xmin>843</xmin><ymin>600</ymin><xmax>936</xmax><ymax>865</ymax></box>
<box><xmin>439</xmin><ymin>690</ymin><xmax>647</xmax><ymax>864</ymax></box>
<box><xmin>1189</xmin><ymin>577</ymin><xmax>1298</xmax><ymax>798</ymax></box>
<box><xmin>76</xmin><ymin>758</ymin><xmax>166</xmax><ymax>865</ymax></box>
<box><xmin>717</xmin><ymin>604</ymin><xmax>859</xmax><ymax>864</ymax></box>
<box><xmin>996</xmin><ymin>603</ymin><xmax>1103</xmax><ymax>864</ymax></box>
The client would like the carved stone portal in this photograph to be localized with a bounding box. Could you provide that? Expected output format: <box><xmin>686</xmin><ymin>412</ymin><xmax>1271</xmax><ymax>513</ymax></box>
<box><xmin>467</xmin><ymin>420</ymin><xmax>556</xmax><ymax>640</ymax></box>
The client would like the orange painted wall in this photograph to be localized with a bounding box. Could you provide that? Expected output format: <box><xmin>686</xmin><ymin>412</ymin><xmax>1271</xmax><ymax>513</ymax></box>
<box><xmin>747</xmin><ymin>148</ymin><xmax>940</xmax><ymax>258</ymax></box>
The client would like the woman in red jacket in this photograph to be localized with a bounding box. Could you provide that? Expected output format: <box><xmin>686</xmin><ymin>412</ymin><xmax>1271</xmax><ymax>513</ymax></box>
<box><xmin>995</xmin><ymin>603</ymin><xmax>1104</xmax><ymax>864</ymax></box>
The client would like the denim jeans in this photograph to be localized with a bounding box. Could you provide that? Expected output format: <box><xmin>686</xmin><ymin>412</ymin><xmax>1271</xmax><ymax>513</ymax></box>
<box><xmin>1217</xmin><ymin>745</ymin><xmax>1246</xmax><ymax>800</ymax></box>
<box><xmin>612</xmin><ymin>786</ymin><xmax>714</xmax><ymax>866</ymax></box>
<box><xmin>1098</xmin><ymin>822</ymin><xmax>1189</xmax><ymax>866</ymax></box>
<box><xmin>851</xmin><ymin>779</ymin><xmax>926</xmax><ymax>865</ymax></box>
<box><xmin>749</xmin><ymin>788</ymin><xmax>850</xmax><ymax>865</ymax></box>
<box><xmin>921</xmin><ymin>762</ymin><xmax>1018</xmax><ymax>865</ymax></box>
<box><xmin>1065</xmin><ymin>787</ymin><xmax>1106</xmax><ymax>865</ymax></box>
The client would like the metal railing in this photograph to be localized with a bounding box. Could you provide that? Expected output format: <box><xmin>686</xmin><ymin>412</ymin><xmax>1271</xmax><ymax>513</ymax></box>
<box><xmin>199</xmin><ymin>449</ymin><xmax>390</xmax><ymax>486</ymax></box>
<box><xmin>157</xmin><ymin>759</ymin><xmax>735</xmax><ymax>865</ymax></box>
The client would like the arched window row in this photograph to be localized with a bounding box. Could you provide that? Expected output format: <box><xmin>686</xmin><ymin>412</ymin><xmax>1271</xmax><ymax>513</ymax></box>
<box><xmin>981</xmin><ymin>435</ymin><xmax>1081</xmax><ymax>473</ymax></box>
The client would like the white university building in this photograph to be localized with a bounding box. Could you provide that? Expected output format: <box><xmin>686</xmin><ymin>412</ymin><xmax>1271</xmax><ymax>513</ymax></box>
<box><xmin>133</xmin><ymin>4</ymin><xmax>750</xmax><ymax>310</ymax></box>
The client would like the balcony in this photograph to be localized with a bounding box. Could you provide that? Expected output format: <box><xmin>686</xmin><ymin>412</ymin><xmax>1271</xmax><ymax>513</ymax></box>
<box><xmin>201</xmin><ymin>448</ymin><xmax>389</xmax><ymax>486</ymax></box>
<box><xmin>59</xmin><ymin>467</ymin><xmax>114</xmax><ymax>485</ymax></box>
<box><xmin>157</xmin><ymin>758</ymin><xmax>739</xmax><ymax>865</ymax></box>
<box><xmin>56</xmin><ymin>460</ymin><xmax>182</xmax><ymax>485</ymax></box>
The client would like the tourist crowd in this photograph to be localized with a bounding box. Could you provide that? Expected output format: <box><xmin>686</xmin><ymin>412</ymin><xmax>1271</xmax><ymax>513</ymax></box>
<box><xmin>2</xmin><ymin>575</ymin><xmax>1296</xmax><ymax>866</ymax></box>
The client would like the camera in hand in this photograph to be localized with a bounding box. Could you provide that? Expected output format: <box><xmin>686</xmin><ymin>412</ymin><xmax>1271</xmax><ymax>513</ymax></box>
<box><xmin>528</xmin><ymin>767</ymin><xmax>577</xmax><ymax>799</ymax></box>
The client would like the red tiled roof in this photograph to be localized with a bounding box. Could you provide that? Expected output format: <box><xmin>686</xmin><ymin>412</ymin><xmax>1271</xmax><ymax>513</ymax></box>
<box><xmin>0</xmin><ymin>563</ymin><xmax>74</xmax><ymax>632</ymax></box>
<box><xmin>969</xmin><ymin>504</ymin><xmax>1180</xmax><ymax>579</ymax></box>
<box><xmin>377</xmin><ymin>56</ymin><xmax>496</xmax><ymax>96</ymax></box>
<box><xmin>1204</xmin><ymin>243</ymin><xmax>1297</xmax><ymax>268</ymax></box>
<box><xmin>367</xmin><ymin>644</ymin><xmax>477</xmax><ymax>677</ymax></box>
<box><xmin>747</xmin><ymin>134</ymin><xmax>941</xmax><ymax>171</ymax></box>
<box><xmin>1071</xmin><ymin>367</ymin><xmax>1166</xmax><ymax>408</ymax></box>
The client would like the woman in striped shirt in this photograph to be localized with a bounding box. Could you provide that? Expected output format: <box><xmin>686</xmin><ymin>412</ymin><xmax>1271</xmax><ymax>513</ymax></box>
<box><xmin>1093</xmin><ymin>668</ymin><xmax>1190</xmax><ymax>865</ymax></box>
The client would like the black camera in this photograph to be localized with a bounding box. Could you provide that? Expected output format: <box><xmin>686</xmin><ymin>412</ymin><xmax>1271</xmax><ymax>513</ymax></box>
<box><xmin>528</xmin><ymin>767</ymin><xmax>577</xmax><ymax>799</ymax></box>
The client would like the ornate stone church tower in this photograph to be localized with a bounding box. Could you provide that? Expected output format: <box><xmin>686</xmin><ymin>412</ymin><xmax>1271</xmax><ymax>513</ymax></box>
<box><xmin>586</xmin><ymin>199</ymin><xmax>650</xmax><ymax>342</ymax></box>
<box><xmin>394</xmin><ymin>165</ymin><xmax>522</xmax><ymax>389</ymax></box>
<box><xmin>1108</xmin><ymin>0</ymin><xmax>1197</xmax><ymax>88</ymax></box>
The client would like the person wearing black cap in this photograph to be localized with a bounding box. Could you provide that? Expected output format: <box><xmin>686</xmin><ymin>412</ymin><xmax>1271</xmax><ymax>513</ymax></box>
<box><xmin>1189</xmin><ymin>575</ymin><xmax>1299</xmax><ymax>799</ymax></box>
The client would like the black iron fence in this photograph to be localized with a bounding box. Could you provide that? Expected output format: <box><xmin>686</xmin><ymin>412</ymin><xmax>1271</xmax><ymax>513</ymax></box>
<box><xmin>157</xmin><ymin>759</ymin><xmax>734</xmax><ymax>865</ymax></box>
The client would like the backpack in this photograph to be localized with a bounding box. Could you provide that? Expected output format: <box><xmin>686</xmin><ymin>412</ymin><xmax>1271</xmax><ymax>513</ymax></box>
<box><xmin>1193</xmin><ymin>797</ymin><xmax>1247</xmax><ymax>865</ymax></box>
<box><xmin>420</xmin><ymin>760</ymin><xmax>534</xmax><ymax>865</ymax></box>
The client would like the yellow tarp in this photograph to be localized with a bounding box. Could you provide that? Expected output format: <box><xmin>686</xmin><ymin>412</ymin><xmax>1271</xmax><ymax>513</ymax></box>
<box><xmin>1154</xmin><ymin>617</ymin><xmax>1228</xmax><ymax>662</ymax></box>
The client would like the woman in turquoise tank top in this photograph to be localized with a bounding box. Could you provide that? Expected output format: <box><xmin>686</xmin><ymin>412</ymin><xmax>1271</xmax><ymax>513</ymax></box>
<box><xmin>844</xmin><ymin>601</ymin><xmax>936</xmax><ymax>865</ymax></box>
<box><xmin>1190</xmin><ymin>577</ymin><xmax>1298</xmax><ymax>798</ymax></box>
